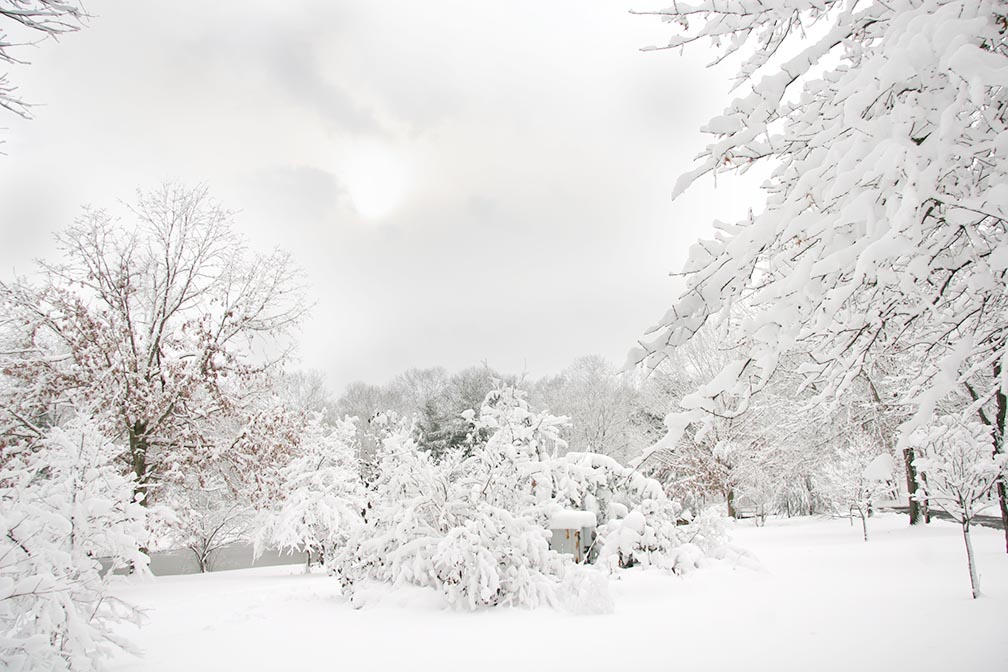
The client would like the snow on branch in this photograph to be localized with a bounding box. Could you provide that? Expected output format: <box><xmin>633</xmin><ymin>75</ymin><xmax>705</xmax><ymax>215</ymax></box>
<box><xmin>635</xmin><ymin>0</ymin><xmax>1008</xmax><ymax>465</ymax></box>
<box><xmin>0</xmin><ymin>1</ymin><xmax>86</xmax><ymax>118</ymax></box>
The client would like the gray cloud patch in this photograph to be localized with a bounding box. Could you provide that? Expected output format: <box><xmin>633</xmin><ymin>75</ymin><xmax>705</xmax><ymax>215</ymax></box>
<box><xmin>264</xmin><ymin>40</ymin><xmax>382</xmax><ymax>136</ymax></box>
<box><xmin>178</xmin><ymin>7</ymin><xmax>385</xmax><ymax>137</ymax></box>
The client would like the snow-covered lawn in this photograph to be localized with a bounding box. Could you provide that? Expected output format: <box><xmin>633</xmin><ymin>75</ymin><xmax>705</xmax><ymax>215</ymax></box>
<box><xmin>107</xmin><ymin>514</ymin><xmax>1006</xmax><ymax>671</ymax></box>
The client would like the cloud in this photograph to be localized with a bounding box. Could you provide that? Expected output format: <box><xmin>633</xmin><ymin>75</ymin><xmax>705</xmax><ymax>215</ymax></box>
<box><xmin>259</xmin><ymin>40</ymin><xmax>384</xmax><ymax>136</ymax></box>
<box><xmin>175</xmin><ymin>7</ymin><xmax>386</xmax><ymax>137</ymax></box>
<box><xmin>0</xmin><ymin>0</ymin><xmax>759</xmax><ymax>388</ymax></box>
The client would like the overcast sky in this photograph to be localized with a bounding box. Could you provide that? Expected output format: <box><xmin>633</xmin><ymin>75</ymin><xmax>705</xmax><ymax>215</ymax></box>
<box><xmin>0</xmin><ymin>0</ymin><xmax>759</xmax><ymax>390</ymax></box>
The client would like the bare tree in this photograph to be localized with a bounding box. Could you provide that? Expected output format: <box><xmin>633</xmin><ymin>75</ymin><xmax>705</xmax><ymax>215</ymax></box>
<box><xmin>532</xmin><ymin>356</ymin><xmax>642</xmax><ymax>465</ymax></box>
<box><xmin>282</xmin><ymin>369</ymin><xmax>336</xmax><ymax>417</ymax></box>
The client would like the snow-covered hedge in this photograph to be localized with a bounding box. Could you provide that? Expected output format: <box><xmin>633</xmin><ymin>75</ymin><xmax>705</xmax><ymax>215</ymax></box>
<box><xmin>330</xmin><ymin>421</ymin><xmax>567</xmax><ymax>609</ymax></box>
<box><xmin>255</xmin><ymin>414</ymin><xmax>365</xmax><ymax>565</ymax></box>
<box><xmin>331</xmin><ymin>387</ymin><xmax>728</xmax><ymax>609</ymax></box>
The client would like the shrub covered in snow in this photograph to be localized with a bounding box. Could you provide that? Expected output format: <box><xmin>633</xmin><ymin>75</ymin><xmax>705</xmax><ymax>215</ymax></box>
<box><xmin>255</xmin><ymin>414</ymin><xmax>366</xmax><ymax>567</ymax></box>
<box><xmin>333</xmin><ymin>387</ymin><xmax>728</xmax><ymax>609</ymax></box>
<box><xmin>332</xmin><ymin>401</ymin><xmax>569</xmax><ymax>609</ymax></box>
<box><xmin>0</xmin><ymin>416</ymin><xmax>149</xmax><ymax>671</ymax></box>
<box><xmin>539</xmin><ymin>449</ymin><xmax>728</xmax><ymax>571</ymax></box>
<box><xmin>427</xmin><ymin>504</ymin><xmax>563</xmax><ymax>609</ymax></box>
<box><xmin>594</xmin><ymin>501</ymin><xmax>726</xmax><ymax>574</ymax></box>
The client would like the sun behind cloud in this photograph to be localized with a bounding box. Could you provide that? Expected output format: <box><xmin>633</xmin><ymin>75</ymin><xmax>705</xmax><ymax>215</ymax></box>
<box><xmin>342</xmin><ymin>141</ymin><xmax>412</xmax><ymax>220</ymax></box>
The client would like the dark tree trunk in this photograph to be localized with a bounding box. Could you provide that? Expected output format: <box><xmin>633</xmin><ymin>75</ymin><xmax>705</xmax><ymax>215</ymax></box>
<box><xmin>128</xmin><ymin>419</ymin><xmax>151</xmax><ymax>505</ymax></box>
<box><xmin>727</xmin><ymin>488</ymin><xmax>737</xmax><ymax>519</ymax></box>
<box><xmin>804</xmin><ymin>474</ymin><xmax>815</xmax><ymax>515</ymax></box>
<box><xmin>191</xmin><ymin>545</ymin><xmax>210</xmax><ymax>573</ymax></box>
<box><xmin>994</xmin><ymin>362</ymin><xmax>1008</xmax><ymax>553</ymax></box>
<box><xmin>128</xmin><ymin>420</ymin><xmax>153</xmax><ymax>572</ymax></box>
<box><xmin>902</xmin><ymin>447</ymin><xmax>926</xmax><ymax>525</ymax></box>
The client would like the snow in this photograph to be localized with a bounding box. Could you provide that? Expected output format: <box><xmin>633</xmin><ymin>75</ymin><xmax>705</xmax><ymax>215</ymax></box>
<box><xmin>549</xmin><ymin>509</ymin><xmax>597</xmax><ymax>529</ymax></box>
<box><xmin>105</xmin><ymin>513</ymin><xmax>1007</xmax><ymax>671</ymax></box>
<box><xmin>862</xmin><ymin>453</ymin><xmax>896</xmax><ymax>481</ymax></box>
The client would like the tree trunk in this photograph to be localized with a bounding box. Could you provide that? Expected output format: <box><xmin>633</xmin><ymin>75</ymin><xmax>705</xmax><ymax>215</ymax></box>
<box><xmin>860</xmin><ymin>509</ymin><xmax>868</xmax><ymax>542</ymax></box>
<box><xmin>128</xmin><ymin>420</ymin><xmax>151</xmax><ymax>505</ymax></box>
<box><xmin>191</xmin><ymin>545</ymin><xmax>209</xmax><ymax>573</ymax></box>
<box><xmin>962</xmin><ymin>521</ymin><xmax>980</xmax><ymax>599</ymax></box>
<box><xmin>902</xmin><ymin>447</ymin><xmax>926</xmax><ymax>525</ymax></box>
<box><xmin>727</xmin><ymin>488</ymin><xmax>737</xmax><ymax>519</ymax></box>
<box><xmin>994</xmin><ymin>361</ymin><xmax>1008</xmax><ymax>553</ymax></box>
<box><xmin>128</xmin><ymin>420</ymin><xmax>152</xmax><ymax>573</ymax></box>
<box><xmin>804</xmin><ymin>475</ymin><xmax>815</xmax><ymax>516</ymax></box>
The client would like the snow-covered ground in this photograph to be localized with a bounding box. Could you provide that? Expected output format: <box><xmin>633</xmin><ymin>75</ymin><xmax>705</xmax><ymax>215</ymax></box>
<box><xmin>107</xmin><ymin>513</ymin><xmax>1006</xmax><ymax>671</ymax></box>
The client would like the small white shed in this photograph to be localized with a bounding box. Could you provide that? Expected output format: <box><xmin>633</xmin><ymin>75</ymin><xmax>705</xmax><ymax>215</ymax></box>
<box><xmin>548</xmin><ymin>510</ymin><xmax>597</xmax><ymax>563</ymax></box>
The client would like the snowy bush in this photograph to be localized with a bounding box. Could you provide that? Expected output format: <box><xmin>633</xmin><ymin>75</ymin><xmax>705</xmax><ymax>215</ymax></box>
<box><xmin>334</xmin><ymin>387</ymin><xmax>725</xmax><ymax>609</ymax></box>
<box><xmin>255</xmin><ymin>414</ymin><xmax>365</xmax><ymax>568</ymax></box>
<box><xmin>430</xmin><ymin>505</ymin><xmax>563</xmax><ymax>609</ymax></box>
<box><xmin>556</xmin><ymin>564</ymin><xmax>615</xmax><ymax>615</ymax></box>
<box><xmin>541</xmin><ymin>450</ymin><xmax>728</xmax><ymax>570</ymax></box>
<box><xmin>677</xmin><ymin>505</ymin><xmax>731</xmax><ymax>557</ymax></box>
<box><xmin>0</xmin><ymin>416</ymin><xmax>148</xmax><ymax>671</ymax></box>
<box><xmin>333</xmin><ymin>413</ymin><xmax>569</xmax><ymax>609</ymax></box>
<box><xmin>595</xmin><ymin>500</ymin><xmax>705</xmax><ymax>573</ymax></box>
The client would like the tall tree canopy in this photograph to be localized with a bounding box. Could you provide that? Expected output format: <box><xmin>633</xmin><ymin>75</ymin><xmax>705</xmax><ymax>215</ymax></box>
<box><xmin>632</xmin><ymin>0</ymin><xmax>1008</xmax><ymax>534</ymax></box>
<box><xmin>0</xmin><ymin>183</ymin><xmax>307</xmax><ymax>502</ymax></box>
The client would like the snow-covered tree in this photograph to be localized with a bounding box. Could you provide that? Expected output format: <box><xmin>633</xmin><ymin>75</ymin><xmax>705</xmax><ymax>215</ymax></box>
<box><xmin>0</xmin><ymin>183</ymin><xmax>307</xmax><ymax>507</ymax></box>
<box><xmin>823</xmin><ymin>436</ymin><xmax>898</xmax><ymax>541</ymax></box>
<box><xmin>416</xmin><ymin>366</ymin><xmax>503</xmax><ymax>458</ymax></box>
<box><xmin>633</xmin><ymin>0</ymin><xmax>1008</xmax><ymax>541</ymax></box>
<box><xmin>0</xmin><ymin>414</ymin><xmax>148</xmax><ymax>670</ymax></box>
<box><xmin>255</xmin><ymin>414</ymin><xmax>365</xmax><ymax>569</ymax></box>
<box><xmin>634</xmin><ymin>326</ymin><xmax>760</xmax><ymax>515</ymax></box>
<box><xmin>334</xmin><ymin>365</ymin><xmax>507</xmax><ymax>460</ymax></box>
<box><xmin>532</xmin><ymin>355</ymin><xmax>646</xmax><ymax>465</ymax></box>
<box><xmin>637</xmin><ymin>324</ymin><xmax>833</xmax><ymax>519</ymax></box>
<box><xmin>911</xmin><ymin>416</ymin><xmax>1007</xmax><ymax>598</ymax></box>
<box><xmin>160</xmin><ymin>474</ymin><xmax>253</xmax><ymax>574</ymax></box>
<box><xmin>154</xmin><ymin>398</ymin><xmax>304</xmax><ymax>572</ymax></box>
